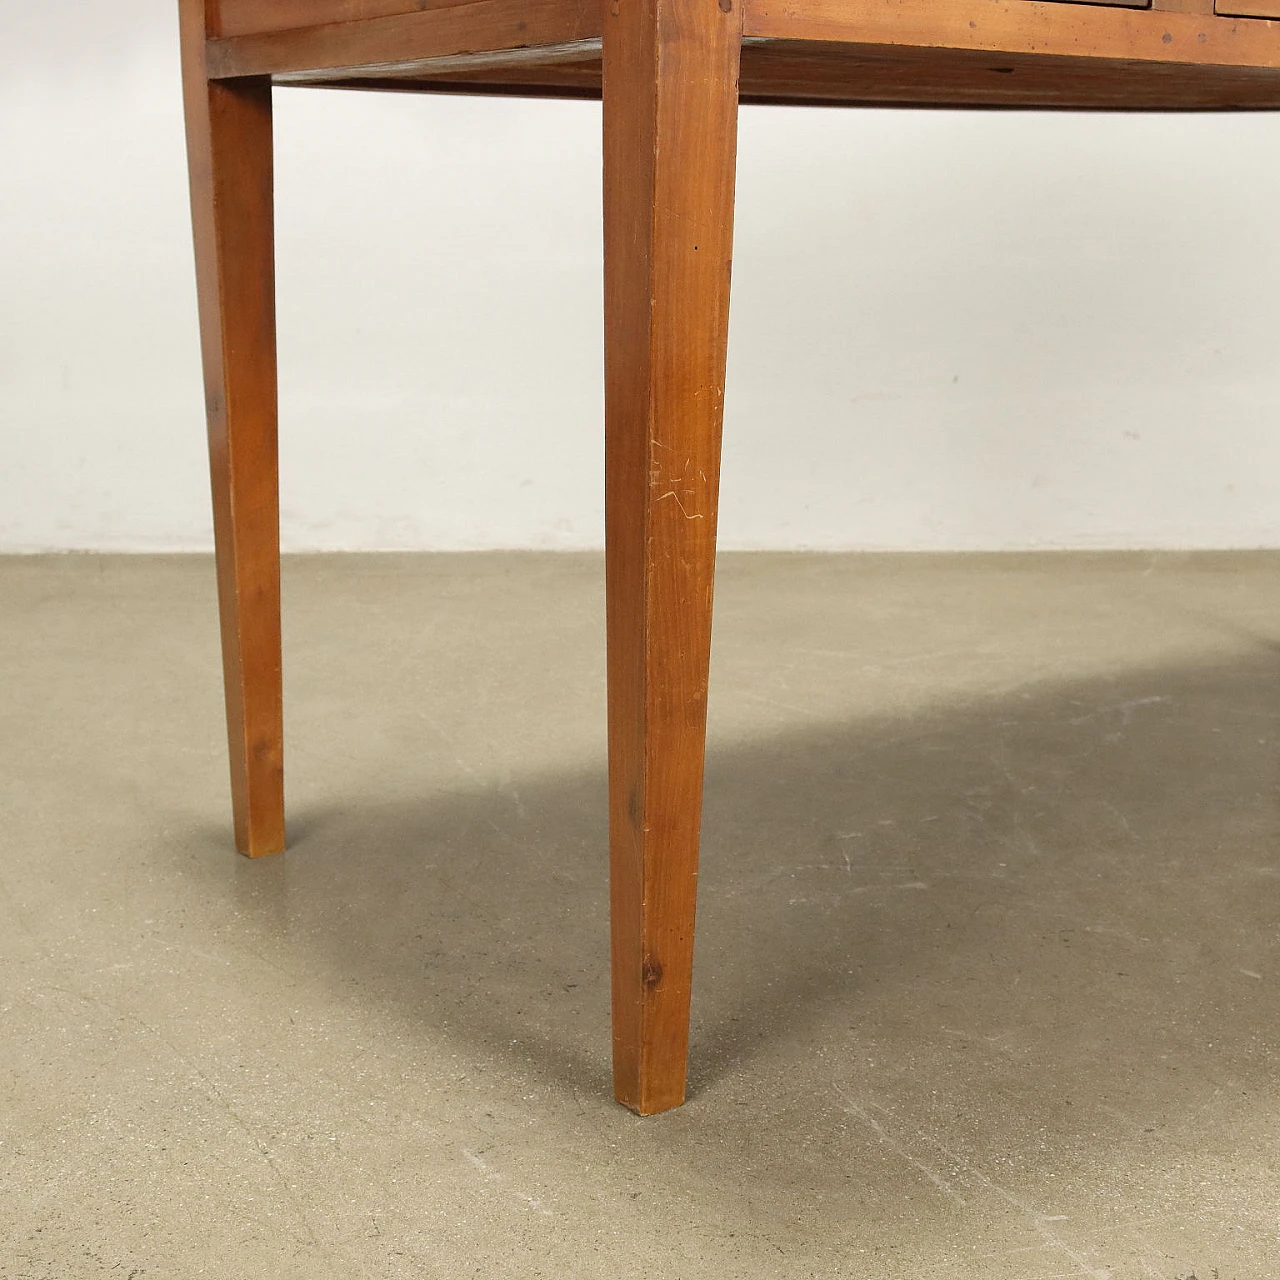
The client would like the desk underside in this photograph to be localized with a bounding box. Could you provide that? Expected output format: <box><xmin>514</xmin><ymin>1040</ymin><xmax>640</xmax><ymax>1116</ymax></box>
<box><xmin>206</xmin><ymin>0</ymin><xmax>1280</xmax><ymax>110</ymax></box>
<box><xmin>269</xmin><ymin>38</ymin><xmax>1280</xmax><ymax>110</ymax></box>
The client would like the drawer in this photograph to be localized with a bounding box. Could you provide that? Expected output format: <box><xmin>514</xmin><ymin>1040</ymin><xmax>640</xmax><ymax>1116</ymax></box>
<box><xmin>1017</xmin><ymin>0</ymin><xmax>1151</xmax><ymax>7</ymax></box>
<box><xmin>1215</xmin><ymin>0</ymin><xmax>1280</xmax><ymax>15</ymax></box>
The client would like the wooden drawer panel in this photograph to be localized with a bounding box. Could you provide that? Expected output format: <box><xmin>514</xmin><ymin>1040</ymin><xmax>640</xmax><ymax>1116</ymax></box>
<box><xmin>1018</xmin><ymin>0</ymin><xmax>1150</xmax><ymax>7</ymax></box>
<box><xmin>1215</xmin><ymin>0</ymin><xmax>1280</xmax><ymax>16</ymax></box>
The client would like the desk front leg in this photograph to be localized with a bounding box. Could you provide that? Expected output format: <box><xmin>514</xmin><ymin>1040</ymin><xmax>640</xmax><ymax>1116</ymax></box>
<box><xmin>603</xmin><ymin>0</ymin><xmax>742</xmax><ymax>1115</ymax></box>
<box><xmin>180</xmin><ymin>0</ymin><xmax>284</xmax><ymax>858</ymax></box>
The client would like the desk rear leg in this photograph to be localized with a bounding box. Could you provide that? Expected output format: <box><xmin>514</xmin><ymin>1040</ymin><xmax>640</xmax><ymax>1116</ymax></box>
<box><xmin>181</xmin><ymin>0</ymin><xmax>284</xmax><ymax>858</ymax></box>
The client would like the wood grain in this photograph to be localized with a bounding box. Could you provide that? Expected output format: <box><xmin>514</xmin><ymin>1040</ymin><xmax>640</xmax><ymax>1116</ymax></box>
<box><xmin>217</xmin><ymin>0</ymin><xmax>473</xmax><ymax>38</ymax></box>
<box><xmin>603</xmin><ymin>0</ymin><xmax>741</xmax><ymax>1116</ymax></box>
<box><xmin>1019</xmin><ymin>0</ymin><xmax>1149</xmax><ymax>7</ymax></box>
<box><xmin>217</xmin><ymin>0</ymin><xmax>1280</xmax><ymax>107</ymax></box>
<box><xmin>730</xmin><ymin>35</ymin><xmax>1280</xmax><ymax>106</ymax></box>
<box><xmin>742</xmin><ymin>0</ymin><xmax>1280</xmax><ymax>69</ymax></box>
<box><xmin>207</xmin><ymin>0</ymin><xmax>603</xmax><ymax>78</ymax></box>
<box><xmin>270</xmin><ymin>39</ymin><xmax>601</xmax><ymax>85</ymax></box>
<box><xmin>181</xmin><ymin>0</ymin><xmax>285</xmax><ymax>857</ymax></box>
<box><xmin>1153</xmin><ymin>0</ymin><xmax>1215</xmax><ymax>16</ymax></box>
<box><xmin>1216</xmin><ymin>0</ymin><xmax>1280</xmax><ymax>17</ymax></box>
<box><xmin>273</xmin><ymin>34</ymin><xmax>1280</xmax><ymax>106</ymax></box>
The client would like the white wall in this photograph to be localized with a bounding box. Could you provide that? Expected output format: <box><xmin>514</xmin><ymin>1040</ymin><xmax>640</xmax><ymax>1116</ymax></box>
<box><xmin>2</xmin><ymin>0</ymin><xmax>1279</xmax><ymax>552</ymax></box>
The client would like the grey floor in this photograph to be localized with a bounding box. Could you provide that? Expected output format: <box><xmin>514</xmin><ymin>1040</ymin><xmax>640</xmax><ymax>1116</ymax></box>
<box><xmin>2</xmin><ymin>552</ymin><xmax>1277</xmax><ymax>1279</ymax></box>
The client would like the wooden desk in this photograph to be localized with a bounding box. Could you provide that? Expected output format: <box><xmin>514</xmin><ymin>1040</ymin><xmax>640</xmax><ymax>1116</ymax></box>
<box><xmin>179</xmin><ymin>0</ymin><xmax>1280</xmax><ymax>1114</ymax></box>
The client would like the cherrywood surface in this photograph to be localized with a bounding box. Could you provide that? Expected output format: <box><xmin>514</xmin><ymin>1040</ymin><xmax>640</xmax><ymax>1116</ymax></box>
<box><xmin>267</xmin><ymin>42</ymin><xmax>603</xmax><ymax>87</ymax></box>
<box><xmin>728</xmin><ymin>37</ymin><xmax>1280</xmax><ymax>108</ymax></box>
<box><xmin>1154</xmin><ymin>0</ymin><xmax>1216</xmax><ymax>15</ymax></box>
<box><xmin>1216</xmin><ymin>0</ymin><xmax>1280</xmax><ymax>16</ymax></box>
<box><xmin>181</xmin><ymin>0</ymin><xmax>285</xmax><ymax>858</ymax></box>
<box><xmin>206</xmin><ymin>0</ymin><xmax>1168</xmax><ymax>32</ymax></box>
<box><xmin>207</xmin><ymin>0</ymin><xmax>602</xmax><ymax>78</ymax></box>
<box><xmin>742</xmin><ymin>0</ymin><xmax>1280</xmax><ymax>69</ymax></box>
<box><xmin>603</xmin><ymin>0</ymin><xmax>741</xmax><ymax>1115</ymax></box>
<box><xmin>216</xmin><ymin>0</ymin><xmax>477</xmax><ymax>38</ymax></box>
<box><xmin>205</xmin><ymin>0</ymin><xmax>1280</xmax><ymax>109</ymax></box>
<box><xmin>276</xmin><ymin>36</ymin><xmax>1280</xmax><ymax>108</ymax></box>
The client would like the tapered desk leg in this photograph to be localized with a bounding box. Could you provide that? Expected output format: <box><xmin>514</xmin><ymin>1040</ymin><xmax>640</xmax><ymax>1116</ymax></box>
<box><xmin>180</xmin><ymin>1</ymin><xmax>284</xmax><ymax>857</ymax></box>
<box><xmin>603</xmin><ymin>0</ymin><xmax>742</xmax><ymax>1114</ymax></box>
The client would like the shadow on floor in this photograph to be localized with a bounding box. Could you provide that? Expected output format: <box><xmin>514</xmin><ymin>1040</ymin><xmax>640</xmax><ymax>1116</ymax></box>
<box><xmin>185</xmin><ymin>645</ymin><xmax>1280</xmax><ymax>1146</ymax></box>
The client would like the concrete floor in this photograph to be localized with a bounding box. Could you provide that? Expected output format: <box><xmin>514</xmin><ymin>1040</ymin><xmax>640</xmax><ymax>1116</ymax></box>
<box><xmin>1</xmin><ymin>552</ymin><xmax>1277</xmax><ymax>1279</ymax></box>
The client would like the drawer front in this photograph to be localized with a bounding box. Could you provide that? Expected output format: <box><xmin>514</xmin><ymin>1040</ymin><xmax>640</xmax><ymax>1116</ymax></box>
<box><xmin>1014</xmin><ymin>0</ymin><xmax>1151</xmax><ymax>7</ymax></box>
<box><xmin>1215</xmin><ymin>0</ymin><xmax>1280</xmax><ymax>15</ymax></box>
